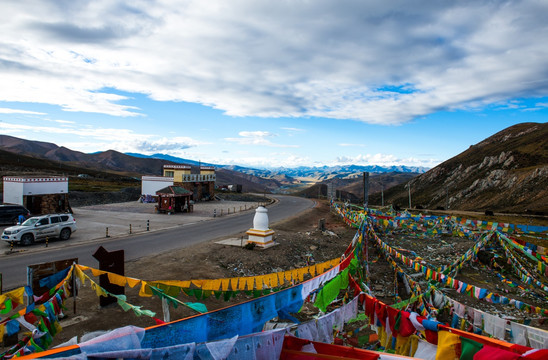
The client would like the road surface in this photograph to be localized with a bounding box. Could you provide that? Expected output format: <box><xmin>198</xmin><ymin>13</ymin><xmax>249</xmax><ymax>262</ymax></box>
<box><xmin>0</xmin><ymin>195</ymin><xmax>314</xmax><ymax>290</ymax></box>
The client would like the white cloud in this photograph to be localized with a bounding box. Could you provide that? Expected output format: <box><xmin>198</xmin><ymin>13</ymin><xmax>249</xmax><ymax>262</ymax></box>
<box><xmin>225</xmin><ymin>130</ymin><xmax>298</xmax><ymax>147</ymax></box>
<box><xmin>0</xmin><ymin>121</ymin><xmax>207</xmax><ymax>155</ymax></box>
<box><xmin>132</xmin><ymin>137</ymin><xmax>209</xmax><ymax>153</ymax></box>
<box><xmin>52</xmin><ymin>119</ymin><xmax>75</xmax><ymax>124</ymax></box>
<box><xmin>0</xmin><ymin>107</ymin><xmax>46</xmax><ymax>115</ymax></box>
<box><xmin>210</xmin><ymin>153</ymin><xmax>312</xmax><ymax>168</ymax></box>
<box><xmin>1</xmin><ymin>1</ymin><xmax>547</xmax><ymax>123</ymax></box>
<box><xmin>339</xmin><ymin>143</ymin><xmax>366</xmax><ymax>147</ymax></box>
<box><xmin>332</xmin><ymin>153</ymin><xmax>439</xmax><ymax>168</ymax></box>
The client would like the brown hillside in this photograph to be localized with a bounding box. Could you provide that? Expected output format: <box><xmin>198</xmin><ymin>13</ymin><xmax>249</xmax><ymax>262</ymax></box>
<box><xmin>377</xmin><ymin>122</ymin><xmax>548</xmax><ymax>213</ymax></box>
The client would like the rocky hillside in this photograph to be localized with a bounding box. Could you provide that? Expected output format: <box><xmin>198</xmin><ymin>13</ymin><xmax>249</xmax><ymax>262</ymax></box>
<box><xmin>375</xmin><ymin>122</ymin><xmax>548</xmax><ymax>213</ymax></box>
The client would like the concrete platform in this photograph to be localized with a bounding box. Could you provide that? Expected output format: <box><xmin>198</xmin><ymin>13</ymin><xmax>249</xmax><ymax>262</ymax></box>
<box><xmin>215</xmin><ymin>237</ymin><xmax>279</xmax><ymax>249</ymax></box>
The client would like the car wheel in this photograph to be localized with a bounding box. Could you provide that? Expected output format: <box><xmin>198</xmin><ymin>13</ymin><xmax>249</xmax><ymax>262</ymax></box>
<box><xmin>21</xmin><ymin>233</ymin><xmax>34</xmax><ymax>246</ymax></box>
<box><xmin>60</xmin><ymin>228</ymin><xmax>71</xmax><ymax>240</ymax></box>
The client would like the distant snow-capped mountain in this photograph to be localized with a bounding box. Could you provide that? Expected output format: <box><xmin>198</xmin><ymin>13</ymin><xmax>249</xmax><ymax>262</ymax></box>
<box><xmin>124</xmin><ymin>153</ymin><xmax>428</xmax><ymax>180</ymax></box>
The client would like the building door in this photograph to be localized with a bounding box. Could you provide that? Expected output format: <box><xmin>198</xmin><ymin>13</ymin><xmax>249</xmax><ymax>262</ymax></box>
<box><xmin>25</xmin><ymin>195</ymin><xmax>43</xmax><ymax>215</ymax></box>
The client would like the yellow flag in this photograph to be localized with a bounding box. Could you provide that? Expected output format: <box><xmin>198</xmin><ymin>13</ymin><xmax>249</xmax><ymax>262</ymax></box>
<box><xmin>91</xmin><ymin>282</ymin><xmax>107</xmax><ymax>297</ymax></box>
<box><xmin>269</xmin><ymin>273</ymin><xmax>278</xmax><ymax>288</ymax></box>
<box><xmin>308</xmin><ymin>265</ymin><xmax>316</xmax><ymax>277</ymax></box>
<box><xmin>291</xmin><ymin>269</ymin><xmax>299</xmax><ymax>282</ymax></box>
<box><xmin>246</xmin><ymin>277</ymin><xmax>254</xmax><ymax>290</ymax></box>
<box><xmin>297</xmin><ymin>268</ymin><xmax>307</xmax><ymax>282</ymax></box>
<box><xmin>221</xmin><ymin>279</ymin><xmax>230</xmax><ymax>291</ymax></box>
<box><xmin>108</xmin><ymin>273</ymin><xmax>127</xmax><ymax>287</ymax></box>
<box><xmin>256</xmin><ymin>275</ymin><xmax>266</xmax><ymax>289</ymax></box>
<box><xmin>74</xmin><ymin>266</ymin><xmax>87</xmax><ymax>286</ymax></box>
<box><xmin>277</xmin><ymin>272</ymin><xmax>285</xmax><ymax>286</ymax></box>
<box><xmin>157</xmin><ymin>280</ymin><xmax>191</xmax><ymax>289</ymax></box>
<box><xmin>139</xmin><ymin>282</ymin><xmax>153</xmax><ymax>297</ymax></box>
<box><xmin>203</xmin><ymin>279</ymin><xmax>221</xmax><ymax>291</ymax></box>
<box><xmin>316</xmin><ymin>263</ymin><xmax>325</xmax><ymax>274</ymax></box>
<box><xmin>435</xmin><ymin>330</ymin><xmax>460</xmax><ymax>360</ymax></box>
<box><xmin>2</xmin><ymin>287</ymin><xmax>26</xmax><ymax>305</ymax></box>
<box><xmin>238</xmin><ymin>278</ymin><xmax>247</xmax><ymax>291</ymax></box>
<box><xmin>285</xmin><ymin>271</ymin><xmax>292</xmax><ymax>282</ymax></box>
<box><xmin>90</xmin><ymin>268</ymin><xmax>105</xmax><ymax>277</ymax></box>
<box><xmin>126</xmin><ymin>277</ymin><xmax>141</xmax><ymax>288</ymax></box>
<box><xmin>230</xmin><ymin>278</ymin><xmax>239</xmax><ymax>291</ymax></box>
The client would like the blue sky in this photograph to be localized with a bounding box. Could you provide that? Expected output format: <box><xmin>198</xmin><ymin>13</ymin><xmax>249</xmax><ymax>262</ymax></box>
<box><xmin>1</xmin><ymin>1</ymin><xmax>547</xmax><ymax>169</ymax></box>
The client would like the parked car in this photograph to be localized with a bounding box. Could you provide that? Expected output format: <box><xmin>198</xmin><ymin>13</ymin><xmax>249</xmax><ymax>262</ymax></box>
<box><xmin>0</xmin><ymin>204</ymin><xmax>30</xmax><ymax>225</ymax></box>
<box><xmin>1</xmin><ymin>214</ymin><xmax>77</xmax><ymax>246</ymax></box>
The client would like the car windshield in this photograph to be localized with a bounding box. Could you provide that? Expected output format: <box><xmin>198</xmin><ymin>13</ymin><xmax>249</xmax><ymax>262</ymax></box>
<box><xmin>21</xmin><ymin>218</ymin><xmax>39</xmax><ymax>226</ymax></box>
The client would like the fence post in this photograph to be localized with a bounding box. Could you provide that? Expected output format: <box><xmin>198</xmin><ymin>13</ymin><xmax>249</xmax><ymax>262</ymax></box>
<box><xmin>10</xmin><ymin>241</ymin><xmax>14</xmax><ymax>252</ymax></box>
<box><xmin>45</xmin><ymin>236</ymin><xmax>49</xmax><ymax>248</ymax></box>
<box><xmin>106</xmin><ymin>227</ymin><xmax>110</xmax><ymax>238</ymax></box>
<box><xmin>147</xmin><ymin>220</ymin><xmax>150</xmax><ymax>231</ymax></box>
<box><xmin>129</xmin><ymin>224</ymin><xmax>132</xmax><ymax>234</ymax></box>
<box><xmin>214</xmin><ymin>209</ymin><xmax>216</xmax><ymax>217</ymax></box>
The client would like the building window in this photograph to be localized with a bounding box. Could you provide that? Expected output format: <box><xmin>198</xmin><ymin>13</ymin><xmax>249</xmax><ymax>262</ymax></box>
<box><xmin>165</xmin><ymin>171</ymin><xmax>174</xmax><ymax>177</ymax></box>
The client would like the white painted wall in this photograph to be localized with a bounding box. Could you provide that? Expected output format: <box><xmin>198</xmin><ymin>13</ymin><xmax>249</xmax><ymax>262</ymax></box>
<box><xmin>141</xmin><ymin>176</ymin><xmax>174</xmax><ymax>196</ymax></box>
<box><xmin>2</xmin><ymin>177</ymin><xmax>68</xmax><ymax>205</ymax></box>
<box><xmin>3</xmin><ymin>181</ymin><xmax>24</xmax><ymax>205</ymax></box>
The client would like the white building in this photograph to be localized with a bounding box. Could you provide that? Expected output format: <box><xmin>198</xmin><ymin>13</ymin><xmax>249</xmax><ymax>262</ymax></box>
<box><xmin>141</xmin><ymin>176</ymin><xmax>174</xmax><ymax>197</ymax></box>
<box><xmin>2</xmin><ymin>176</ymin><xmax>70</xmax><ymax>214</ymax></box>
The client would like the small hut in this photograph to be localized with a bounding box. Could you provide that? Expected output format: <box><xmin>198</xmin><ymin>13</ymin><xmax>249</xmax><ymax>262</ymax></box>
<box><xmin>155</xmin><ymin>186</ymin><xmax>193</xmax><ymax>214</ymax></box>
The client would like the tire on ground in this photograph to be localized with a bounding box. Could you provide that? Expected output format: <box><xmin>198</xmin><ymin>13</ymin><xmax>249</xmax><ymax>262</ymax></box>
<box><xmin>60</xmin><ymin>228</ymin><xmax>71</xmax><ymax>241</ymax></box>
<box><xmin>21</xmin><ymin>233</ymin><xmax>34</xmax><ymax>246</ymax></box>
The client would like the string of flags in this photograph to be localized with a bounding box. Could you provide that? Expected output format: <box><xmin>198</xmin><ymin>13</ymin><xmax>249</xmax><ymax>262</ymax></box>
<box><xmin>1</xmin><ymin>202</ymin><xmax>547</xmax><ymax>359</ymax></box>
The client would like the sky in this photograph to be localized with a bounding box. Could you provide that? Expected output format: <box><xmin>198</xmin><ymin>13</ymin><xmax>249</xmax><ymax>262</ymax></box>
<box><xmin>0</xmin><ymin>1</ymin><xmax>547</xmax><ymax>170</ymax></box>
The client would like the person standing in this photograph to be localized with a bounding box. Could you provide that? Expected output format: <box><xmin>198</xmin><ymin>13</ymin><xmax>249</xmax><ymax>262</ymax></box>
<box><xmin>18</xmin><ymin>213</ymin><xmax>26</xmax><ymax>224</ymax></box>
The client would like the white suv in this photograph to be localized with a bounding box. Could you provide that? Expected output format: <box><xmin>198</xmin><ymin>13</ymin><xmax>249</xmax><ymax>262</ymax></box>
<box><xmin>2</xmin><ymin>214</ymin><xmax>77</xmax><ymax>246</ymax></box>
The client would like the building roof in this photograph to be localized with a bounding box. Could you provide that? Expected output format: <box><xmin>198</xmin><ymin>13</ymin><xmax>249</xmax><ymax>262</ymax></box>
<box><xmin>3</xmin><ymin>176</ymin><xmax>68</xmax><ymax>183</ymax></box>
<box><xmin>156</xmin><ymin>186</ymin><xmax>193</xmax><ymax>196</ymax></box>
<box><xmin>163</xmin><ymin>164</ymin><xmax>191</xmax><ymax>170</ymax></box>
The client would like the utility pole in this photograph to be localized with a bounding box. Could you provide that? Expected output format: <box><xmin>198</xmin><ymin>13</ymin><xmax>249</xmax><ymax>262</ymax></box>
<box><xmin>407</xmin><ymin>183</ymin><xmax>412</xmax><ymax>209</ymax></box>
<box><xmin>363</xmin><ymin>172</ymin><xmax>369</xmax><ymax>209</ymax></box>
<box><xmin>381</xmin><ymin>184</ymin><xmax>384</xmax><ymax>207</ymax></box>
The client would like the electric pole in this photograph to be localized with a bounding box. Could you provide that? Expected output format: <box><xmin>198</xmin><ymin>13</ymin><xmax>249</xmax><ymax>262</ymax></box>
<box><xmin>363</xmin><ymin>172</ymin><xmax>369</xmax><ymax>209</ymax></box>
<box><xmin>407</xmin><ymin>183</ymin><xmax>412</xmax><ymax>209</ymax></box>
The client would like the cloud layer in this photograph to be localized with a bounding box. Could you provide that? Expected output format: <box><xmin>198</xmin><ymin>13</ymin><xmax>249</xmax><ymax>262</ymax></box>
<box><xmin>1</xmin><ymin>0</ymin><xmax>547</xmax><ymax>123</ymax></box>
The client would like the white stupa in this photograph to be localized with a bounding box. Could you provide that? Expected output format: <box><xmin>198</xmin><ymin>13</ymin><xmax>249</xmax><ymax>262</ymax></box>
<box><xmin>246</xmin><ymin>206</ymin><xmax>276</xmax><ymax>248</ymax></box>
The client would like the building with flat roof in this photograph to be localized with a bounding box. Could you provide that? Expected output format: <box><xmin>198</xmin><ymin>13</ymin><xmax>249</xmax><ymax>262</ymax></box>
<box><xmin>2</xmin><ymin>176</ymin><xmax>70</xmax><ymax>214</ymax></box>
<box><xmin>141</xmin><ymin>165</ymin><xmax>216</xmax><ymax>201</ymax></box>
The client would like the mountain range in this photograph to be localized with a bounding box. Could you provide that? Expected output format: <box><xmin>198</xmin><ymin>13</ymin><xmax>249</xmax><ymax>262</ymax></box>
<box><xmin>0</xmin><ymin>134</ymin><xmax>423</xmax><ymax>189</ymax></box>
<box><xmin>1</xmin><ymin>121</ymin><xmax>546</xmax><ymax>213</ymax></box>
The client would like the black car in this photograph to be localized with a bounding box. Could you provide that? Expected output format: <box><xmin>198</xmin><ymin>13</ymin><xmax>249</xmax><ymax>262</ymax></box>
<box><xmin>0</xmin><ymin>204</ymin><xmax>30</xmax><ymax>225</ymax></box>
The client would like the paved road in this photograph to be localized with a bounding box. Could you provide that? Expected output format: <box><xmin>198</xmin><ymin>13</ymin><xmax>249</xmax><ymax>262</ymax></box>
<box><xmin>0</xmin><ymin>195</ymin><xmax>315</xmax><ymax>290</ymax></box>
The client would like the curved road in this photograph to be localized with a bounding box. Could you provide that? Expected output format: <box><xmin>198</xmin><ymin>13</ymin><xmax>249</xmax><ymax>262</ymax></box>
<box><xmin>0</xmin><ymin>195</ymin><xmax>315</xmax><ymax>290</ymax></box>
